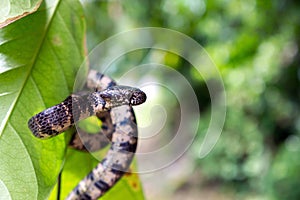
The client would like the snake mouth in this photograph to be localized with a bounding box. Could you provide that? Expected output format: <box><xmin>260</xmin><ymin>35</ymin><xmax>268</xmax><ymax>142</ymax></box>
<box><xmin>130</xmin><ymin>90</ymin><xmax>147</xmax><ymax>105</ymax></box>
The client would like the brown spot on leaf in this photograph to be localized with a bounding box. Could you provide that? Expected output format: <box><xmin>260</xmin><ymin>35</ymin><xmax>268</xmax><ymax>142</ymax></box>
<box><xmin>131</xmin><ymin>181</ymin><xmax>138</xmax><ymax>189</ymax></box>
<box><xmin>52</xmin><ymin>35</ymin><xmax>63</xmax><ymax>46</ymax></box>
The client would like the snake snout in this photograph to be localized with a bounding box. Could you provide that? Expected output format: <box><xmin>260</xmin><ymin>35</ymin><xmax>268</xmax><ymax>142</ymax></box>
<box><xmin>130</xmin><ymin>90</ymin><xmax>147</xmax><ymax>105</ymax></box>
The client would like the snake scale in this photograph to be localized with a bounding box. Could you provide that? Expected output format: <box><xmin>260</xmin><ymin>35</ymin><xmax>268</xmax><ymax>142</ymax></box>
<box><xmin>28</xmin><ymin>70</ymin><xmax>146</xmax><ymax>199</ymax></box>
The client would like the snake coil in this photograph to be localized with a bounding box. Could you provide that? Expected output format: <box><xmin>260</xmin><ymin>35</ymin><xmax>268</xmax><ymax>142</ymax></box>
<box><xmin>28</xmin><ymin>70</ymin><xmax>146</xmax><ymax>199</ymax></box>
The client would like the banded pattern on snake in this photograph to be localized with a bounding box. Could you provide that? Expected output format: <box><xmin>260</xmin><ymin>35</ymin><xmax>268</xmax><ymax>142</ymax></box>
<box><xmin>28</xmin><ymin>70</ymin><xmax>146</xmax><ymax>199</ymax></box>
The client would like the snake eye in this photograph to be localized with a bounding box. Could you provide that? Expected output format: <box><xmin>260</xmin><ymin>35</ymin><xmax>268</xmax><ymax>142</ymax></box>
<box><xmin>99</xmin><ymin>92</ymin><xmax>112</xmax><ymax>100</ymax></box>
<box><xmin>130</xmin><ymin>90</ymin><xmax>147</xmax><ymax>105</ymax></box>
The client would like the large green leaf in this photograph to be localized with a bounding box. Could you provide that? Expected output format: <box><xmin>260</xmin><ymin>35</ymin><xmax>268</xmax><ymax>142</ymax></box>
<box><xmin>0</xmin><ymin>0</ymin><xmax>42</xmax><ymax>28</ymax></box>
<box><xmin>0</xmin><ymin>0</ymin><xmax>86</xmax><ymax>199</ymax></box>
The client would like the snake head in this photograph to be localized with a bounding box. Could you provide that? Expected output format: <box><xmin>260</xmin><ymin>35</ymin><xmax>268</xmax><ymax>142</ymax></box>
<box><xmin>130</xmin><ymin>89</ymin><xmax>147</xmax><ymax>105</ymax></box>
<box><xmin>99</xmin><ymin>86</ymin><xmax>146</xmax><ymax>107</ymax></box>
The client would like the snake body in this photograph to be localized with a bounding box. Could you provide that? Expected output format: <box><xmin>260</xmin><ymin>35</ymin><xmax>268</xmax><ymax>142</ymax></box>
<box><xmin>27</xmin><ymin>70</ymin><xmax>146</xmax><ymax>199</ymax></box>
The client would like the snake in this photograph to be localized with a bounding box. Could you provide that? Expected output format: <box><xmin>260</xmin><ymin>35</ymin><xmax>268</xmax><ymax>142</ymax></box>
<box><xmin>27</xmin><ymin>70</ymin><xmax>146</xmax><ymax>199</ymax></box>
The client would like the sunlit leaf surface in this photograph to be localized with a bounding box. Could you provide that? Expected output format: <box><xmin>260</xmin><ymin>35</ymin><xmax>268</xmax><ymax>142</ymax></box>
<box><xmin>0</xmin><ymin>0</ymin><xmax>42</xmax><ymax>28</ymax></box>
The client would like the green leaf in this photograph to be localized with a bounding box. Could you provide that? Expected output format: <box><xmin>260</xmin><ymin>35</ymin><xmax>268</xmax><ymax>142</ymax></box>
<box><xmin>0</xmin><ymin>0</ymin><xmax>42</xmax><ymax>28</ymax></box>
<box><xmin>0</xmin><ymin>0</ymin><xmax>86</xmax><ymax>199</ymax></box>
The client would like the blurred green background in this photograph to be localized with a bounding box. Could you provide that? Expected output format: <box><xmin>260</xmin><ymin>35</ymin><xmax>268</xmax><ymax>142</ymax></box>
<box><xmin>80</xmin><ymin>0</ymin><xmax>299</xmax><ymax>199</ymax></box>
